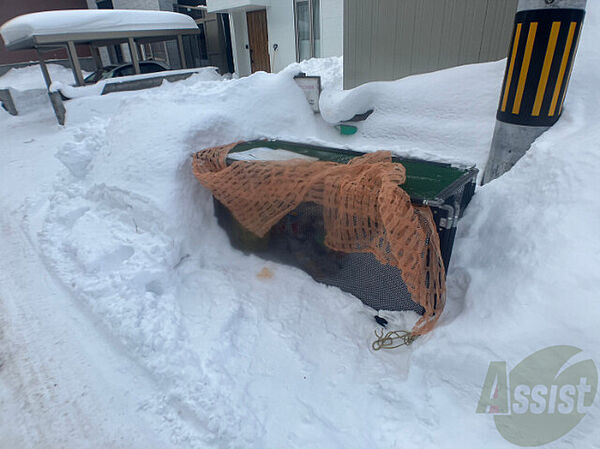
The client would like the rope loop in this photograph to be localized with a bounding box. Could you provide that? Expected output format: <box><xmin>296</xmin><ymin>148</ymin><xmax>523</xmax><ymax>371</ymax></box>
<box><xmin>372</xmin><ymin>328</ymin><xmax>418</xmax><ymax>351</ymax></box>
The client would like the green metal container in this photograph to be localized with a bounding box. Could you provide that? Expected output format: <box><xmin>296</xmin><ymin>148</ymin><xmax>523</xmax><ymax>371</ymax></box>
<box><xmin>214</xmin><ymin>139</ymin><xmax>478</xmax><ymax>313</ymax></box>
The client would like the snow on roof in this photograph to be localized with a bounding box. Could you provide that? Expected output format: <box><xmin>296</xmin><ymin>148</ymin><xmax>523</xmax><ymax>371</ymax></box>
<box><xmin>0</xmin><ymin>9</ymin><xmax>198</xmax><ymax>47</ymax></box>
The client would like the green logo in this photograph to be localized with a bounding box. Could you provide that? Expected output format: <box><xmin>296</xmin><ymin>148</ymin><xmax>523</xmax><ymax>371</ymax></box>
<box><xmin>477</xmin><ymin>346</ymin><xmax>597</xmax><ymax>446</ymax></box>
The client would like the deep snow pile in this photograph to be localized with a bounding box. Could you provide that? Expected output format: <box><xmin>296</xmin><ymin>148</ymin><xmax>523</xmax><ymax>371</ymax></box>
<box><xmin>0</xmin><ymin>63</ymin><xmax>82</xmax><ymax>90</ymax></box>
<box><xmin>2</xmin><ymin>5</ymin><xmax>600</xmax><ymax>449</ymax></box>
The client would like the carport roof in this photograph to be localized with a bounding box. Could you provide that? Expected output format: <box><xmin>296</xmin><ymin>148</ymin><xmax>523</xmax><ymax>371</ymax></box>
<box><xmin>0</xmin><ymin>9</ymin><xmax>200</xmax><ymax>50</ymax></box>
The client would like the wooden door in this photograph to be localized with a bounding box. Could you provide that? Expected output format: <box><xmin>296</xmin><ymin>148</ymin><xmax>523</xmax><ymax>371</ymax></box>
<box><xmin>246</xmin><ymin>10</ymin><xmax>271</xmax><ymax>73</ymax></box>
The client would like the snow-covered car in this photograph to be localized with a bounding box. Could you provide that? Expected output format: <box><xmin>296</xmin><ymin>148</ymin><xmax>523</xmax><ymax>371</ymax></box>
<box><xmin>84</xmin><ymin>61</ymin><xmax>169</xmax><ymax>84</ymax></box>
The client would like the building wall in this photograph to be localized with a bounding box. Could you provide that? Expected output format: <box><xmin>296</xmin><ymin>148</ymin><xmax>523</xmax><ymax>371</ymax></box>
<box><xmin>319</xmin><ymin>0</ymin><xmax>343</xmax><ymax>59</ymax></box>
<box><xmin>0</xmin><ymin>0</ymin><xmax>90</xmax><ymax>66</ymax></box>
<box><xmin>266</xmin><ymin>1</ymin><xmax>296</xmax><ymax>73</ymax></box>
<box><xmin>343</xmin><ymin>0</ymin><xmax>518</xmax><ymax>89</ymax></box>
<box><xmin>222</xmin><ymin>0</ymin><xmax>343</xmax><ymax>77</ymax></box>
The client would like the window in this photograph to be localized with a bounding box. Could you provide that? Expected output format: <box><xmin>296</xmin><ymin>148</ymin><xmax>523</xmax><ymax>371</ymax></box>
<box><xmin>139</xmin><ymin>42</ymin><xmax>169</xmax><ymax>64</ymax></box>
<box><xmin>115</xmin><ymin>65</ymin><xmax>134</xmax><ymax>77</ymax></box>
<box><xmin>95</xmin><ymin>0</ymin><xmax>114</xmax><ymax>9</ymax></box>
<box><xmin>173</xmin><ymin>1</ymin><xmax>235</xmax><ymax>73</ymax></box>
<box><xmin>295</xmin><ymin>0</ymin><xmax>320</xmax><ymax>62</ymax></box>
<box><xmin>140</xmin><ymin>62</ymin><xmax>166</xmax><ymax>74</ymax></box>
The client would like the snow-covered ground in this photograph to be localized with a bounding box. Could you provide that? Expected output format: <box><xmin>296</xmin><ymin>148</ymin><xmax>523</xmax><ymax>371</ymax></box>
<box><xmin>1</xmin><ymin>5</ymin><xmax>599</xmax><ymax>449</ymax></box>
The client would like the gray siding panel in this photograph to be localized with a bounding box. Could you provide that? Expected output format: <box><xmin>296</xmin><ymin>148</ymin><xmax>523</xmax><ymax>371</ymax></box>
<box><xmin>357</xmin><ymin>0</ymin><xmax>373</xmax><ymax>82</ymax></box>
<box><xmin>343</xmin><ymin>0</ymin><xmax>355</xmax><ymax>89</ymax></box>
<box><xmin>344</xmin><ymin>0</ymin><xmax>519</xmax><ymax>89</ymax></box>
<box><xmin>374</xmin><ymin>0</ymin><xmax>398</xmax><ymax>81</ymax></box>
<box><xmin>395</xmin><ymin>0</ymin><xmax>416</xmax><ymax>78</ymax></box>
<box><xmin>438</xmin><ymin>0</ymin><xmax>463</xmax><ymax>69</ymax></box>
<box><xmin>459</xmin><ymin>1</ymin><xmax>487</xmax><ymax>63</ymax></box>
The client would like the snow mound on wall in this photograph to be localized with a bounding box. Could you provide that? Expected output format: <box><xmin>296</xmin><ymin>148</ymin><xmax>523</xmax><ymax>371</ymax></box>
<box><xmin>295</xmin><ymin>56</ymin><xmax>344</xmax><ymax>91</ymax></box>
<box><xmin>319</xmin><ymin>59</ymin><xmax>505</xmax><ymax>170</ymax></box>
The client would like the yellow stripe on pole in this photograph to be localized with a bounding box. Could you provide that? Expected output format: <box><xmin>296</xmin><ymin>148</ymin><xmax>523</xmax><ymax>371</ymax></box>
<box><xmin>532</xmin><ymin>21</ymin><xmax>561</xmax><ymax>116</ymax></box>
<box><xmin>512</xmin><ymin>22</ymin><xmax>538</xmax><ymax>115</ymax></box>
<box><xmin>549</xmin><ymin>21</ymin><xmax>577</xmax><ymax>116</ymax></box>
<box><xmin>559</xmin><ymin>23</ymin><xmax>582</xmax><ymax>115</ymax></box>
<box><xmin>501</xmin><ymin>23</ymin><xmax>522</xmax><ymax>113</ymax></box>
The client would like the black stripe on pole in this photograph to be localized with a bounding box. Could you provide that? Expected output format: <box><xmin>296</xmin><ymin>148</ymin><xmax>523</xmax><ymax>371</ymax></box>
<box><xmin>496</xmin><ymin>8</ymin><xmax>584</xmax><ymax>127</ymax></box>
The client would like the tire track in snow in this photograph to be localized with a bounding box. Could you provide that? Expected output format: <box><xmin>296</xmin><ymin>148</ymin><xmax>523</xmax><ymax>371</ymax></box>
<box><xmin>0</xmin><ymin>216</ymin><xmax>169</xmax><ymax>449</ymax></box>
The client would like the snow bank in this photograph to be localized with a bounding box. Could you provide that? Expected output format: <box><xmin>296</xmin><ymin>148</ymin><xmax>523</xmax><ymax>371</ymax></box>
<box><xmin>318</xmin><ymin>59</ymin><xmax>505</xmax><ymax>170</ymax></box>
<box><xmin>1</xmin><ymin>9</ymin><xmax>197</xmax><ymax>47</ymax></box>
<box><xmin>5</xmin><ymin>3</ymin><xmax>598</xmax><ymax>447</ymax></box>
<box><xmin>0</xmin><ymin>63</ymin><xmax>79</xmax><ymax>90</ymax></box>
<box><xmin>40</xmin><ymin>69</ymin><xmax>349</xmax><ymax>446</ymax></box>
<box><xmin>0</xmin><ymin>63</ymin><xmax>91</xmax><ymax>115</ymax></box>
<box><xmin>295</xmin><ymin>56</ymin><xmax>344</xmax><ymax>91</ymax></box>
<box><xmin>50</xmin><ymin>66</ymin><xmax>222</xmax><ymax>99</ymax></box>
<box><xmin>278</xmin><ymin>55</ymin><xmax>499</xmax><ymax>170</ymax></box>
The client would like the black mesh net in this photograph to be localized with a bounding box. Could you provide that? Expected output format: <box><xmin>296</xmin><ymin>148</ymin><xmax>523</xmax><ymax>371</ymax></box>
<box><xmin>214</xmin><ymin>199</ymin><xmax>425</xmax><ymax>314</ymax></box>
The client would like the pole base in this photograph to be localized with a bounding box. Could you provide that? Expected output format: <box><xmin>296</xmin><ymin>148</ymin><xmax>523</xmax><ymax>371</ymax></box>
<box><xmin>481</xmin><ymin>120</ymin><xmax>548</xmax><ymax>185</ymax></box>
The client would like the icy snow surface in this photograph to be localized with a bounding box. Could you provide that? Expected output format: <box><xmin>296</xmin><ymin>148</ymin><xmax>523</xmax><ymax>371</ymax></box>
<box><xmin>0</xmin><ymin>9</ymin><xmax>197</xmax><ymax>47</ymax></box>
<box><xmin>1</xmin><ymin>5</ymin><xmax>600</xmax><ymax>448</ymax></box>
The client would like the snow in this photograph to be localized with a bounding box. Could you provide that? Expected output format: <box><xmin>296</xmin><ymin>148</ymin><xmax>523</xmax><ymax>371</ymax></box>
<box><xmin>0</xmin><ymin>63</ymin><xmax>91</xmax><ymax>116</ymax></box>
<box><xmin>296</xmin><ymin>55</ymin><xmax>344</xmax><ymax>91</ymax></box>
<box><xmin>315</xmin><ymin>58</ymin><xmax>501</xmax><ymax>170</ymax></box>
<box><xmin>0</xmin><ymin>63</ymin><xmax>93</xmax><ymax>116</ymax></box>
<box><xmin>0</xmin><ymin>63</ymin><xmax>81</xmax><ymax>90</ymax></box>
<box><xmin>1</xmin><ymin>4</ymin><xmax>600</xmax><ymax>449</ymax></box>
<box><xmin>228</xmin><ymin>147</ymin><xmax>318</xmax><ymax>161</ymax></box>
<box><xmin>0</xmin><ymin>9</ymin><xmax>198</xmax><ymax>47</ymax></box>
<box><xmin>51</xmin><ymin>66</ymin><xmax>222</xmax><ymax>99</ymax></box>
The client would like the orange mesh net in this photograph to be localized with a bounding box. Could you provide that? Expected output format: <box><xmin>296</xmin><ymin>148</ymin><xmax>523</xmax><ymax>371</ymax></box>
<box><xmin>192</xmin><ymin>143</ymin><xmax>446</xmax><ymax>335</ymax></box>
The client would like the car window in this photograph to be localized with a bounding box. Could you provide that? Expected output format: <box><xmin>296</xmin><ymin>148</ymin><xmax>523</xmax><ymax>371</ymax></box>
<box><xmin>84</xmin><ymin>71</ymin><xmax>99</xmax><ymax>83</ymax></box>
<box><xmin>119</xmin><ymin>65</ymin><xmax>136</xmax><ymax>77</ymax></box>
<box><xmin>85</xmin><ymin>66</ymin><xmax>119</xmax><ymax>83</ymax></box>
<box><xmin>140</xmin><ymin>63</ymin><xmax>165</xmax><ymax>74</ymax></box>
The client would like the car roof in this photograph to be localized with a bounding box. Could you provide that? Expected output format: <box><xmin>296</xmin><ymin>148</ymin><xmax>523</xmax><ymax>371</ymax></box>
<box><xmin>112</xmin><ymin>61</ymin><xmax>167</xmax><ymax>70</ymax></box>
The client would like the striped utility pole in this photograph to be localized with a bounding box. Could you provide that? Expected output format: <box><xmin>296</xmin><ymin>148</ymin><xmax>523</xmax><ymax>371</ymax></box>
<box><xmin>481</xmin><ymin>0</ymin><xmax>586</xmax><ymax>185</ymax></box>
